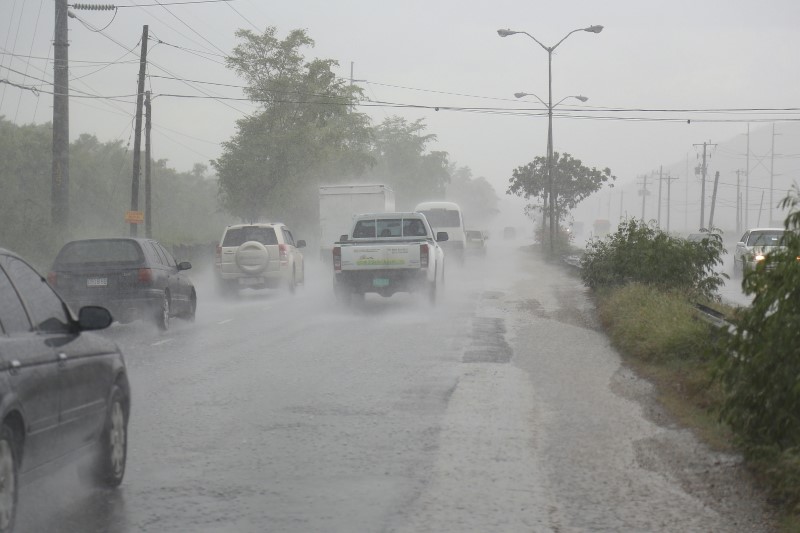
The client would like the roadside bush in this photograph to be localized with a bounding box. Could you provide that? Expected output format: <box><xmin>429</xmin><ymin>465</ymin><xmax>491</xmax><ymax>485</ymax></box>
<box><xmin>715</xmin><ymin>186</ymin><xmax>800</xmax><ymax>451</ymax></box>
<box><xmin>580</xmin><ymin>218</ymin><xmax>726</xmax><ymax>300</ymax></box>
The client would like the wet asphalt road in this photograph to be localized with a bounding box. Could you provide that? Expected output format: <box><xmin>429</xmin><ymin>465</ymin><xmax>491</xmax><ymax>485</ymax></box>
<box><xmin>15</xmin><ymin>239</ymin><xmax>773</xmax><ymax>532</ymax></box>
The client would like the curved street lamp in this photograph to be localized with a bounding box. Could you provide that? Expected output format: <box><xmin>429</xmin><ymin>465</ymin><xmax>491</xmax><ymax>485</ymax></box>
<box><xmin>498</xmin><ymin>25</ymin><xmax>603</xmax><ymax>253</ymax></box>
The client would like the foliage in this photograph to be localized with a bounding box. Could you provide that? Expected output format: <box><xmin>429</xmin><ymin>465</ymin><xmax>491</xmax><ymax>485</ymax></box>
<box><xmin>362</xmin><ymin>116</ymin><xmax>450</xmax><ymax>210</ymax></box>
<box><xmin>0</xmin><ymin>117</ymin><xmax>226</xmax><ymax>268</ymax></box>
<box><xmin>580</xmin><ymin>218</ymin><xmax>726</xmax><ymax>300</ymax></box>
<box><xmin>213</xmin><ymin>27</ymin><xmax>374</xmax><ymax>232</ymax></box>
<box><xmin>445</xmin><ymin>166</ymin><xmax>499</xmax><ymax>228</ymax></box>
<box><xmin>715</xmin><ymin>185</ymin><xmax>800</xmax><ymax>454</ymax></box>
<box><xmin>507</xmin><ymin>151</ymin><xmax>615</xmax><ymax>225</ymax></box>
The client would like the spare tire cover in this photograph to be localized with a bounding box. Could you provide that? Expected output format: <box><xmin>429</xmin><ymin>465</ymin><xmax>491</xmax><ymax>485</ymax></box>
<box><xmin>235</xmin><ymin>241</ymin><xmax>270</xmax><ymax>274</ymax></box>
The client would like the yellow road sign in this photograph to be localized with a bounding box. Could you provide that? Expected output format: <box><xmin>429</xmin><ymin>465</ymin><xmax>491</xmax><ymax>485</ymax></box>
<box><xmin>125</xmin><ymin>211</ymin><xmax>144</xmax><ymax>224</ymax></box>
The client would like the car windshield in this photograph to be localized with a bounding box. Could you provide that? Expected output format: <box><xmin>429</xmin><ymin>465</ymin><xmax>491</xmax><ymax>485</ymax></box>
<box><xmin>55</xmin><ymin>240</ymin><xmax>143</xmax><ymax>265</ymax></box>
<box><xmin>747</xmin><ymin>231</ymin><xmax>784</xmax><ymax>246</ymax></box>
<box><xmin>419</xmin><ymin>209</ymin><xmax>460</xmax><ymax>227</ymax></box>
<box><xmin>223</xmin><ymin>226</ymin><xmax>278</xmax><ymax>246</ymax></box>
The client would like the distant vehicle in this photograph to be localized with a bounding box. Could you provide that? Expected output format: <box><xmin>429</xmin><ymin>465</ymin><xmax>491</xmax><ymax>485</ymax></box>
<box><xmin>593</xmin><ymin>219</ymin><xmax>611</xmax><ymax>237</ymax></box>
<box><xmin>465</xmin><ymin>229</ymin><xmax>487</xmax><ymax>256</ymax></box>
<box><xmin>215</xmin><ymin>222</ymin><xmax>305</xmax><ymax>296</ymax></box>
<box><xmin>319</xmin><ymin>184</ymin><xmax>394</xmax><ymax>262</ymax></box>
<box><xmin>0</xmin><ymin>247</ymin><xmax>130</xmax><ymax>532</ymax></box>
<box><xmin>686</xmin><ymin>232</ymin><xmax>710</xmax><ymax>243</ymax></box>
<box><xmin>332</xmin><ymin>212</ymin><xmax>447</xmax><ymax>304</ymax></box>
<box><xmin>503</xmin><ymin>226</ymin><xmax>517</xmax><ymax>240</ymax></box>
<box><xmin>49</xmin><ymin>238</ymin><xmax>196</xmax><ymax>331</ymax></box>
<box><xmin>733</xmin><ymin>227</ymin><xmax>786</xmax><ymax>277</ymax></box>
<box><xmin>414</xmin><ymin>201</ymin><xmax>466</xmax><ymax>264</ymax></box>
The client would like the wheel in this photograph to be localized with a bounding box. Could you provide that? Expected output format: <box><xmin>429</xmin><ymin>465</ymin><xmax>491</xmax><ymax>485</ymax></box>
<box><xmin>0</xmin><ymin>425</ymin><xmax>18</xmax><ymax>533</ymax></box>
<box><xmin>155</xmin><ymin>292</ymin><xmax>170</xmax><ymax>331</ymax></box>
<box><xmin>92</xmin><ymin>385</ymin><xmax>128</xmax><ymax>487</ymax></box>
<box><xmin>185</xmin><ymin>290</ymin><xmax>197</xmax><ymax>321</ymax></box>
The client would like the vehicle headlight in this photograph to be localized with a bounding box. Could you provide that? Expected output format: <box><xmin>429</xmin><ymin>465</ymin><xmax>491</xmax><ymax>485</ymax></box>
<box><xmin>754</xmin><ymin>254</ymin><xmax>766</xmax><ymax>262</ymax></box>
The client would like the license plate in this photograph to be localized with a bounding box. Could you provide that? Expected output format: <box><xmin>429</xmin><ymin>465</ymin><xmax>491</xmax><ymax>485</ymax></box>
<box><xmin>373</xmin><ymin>278</ymin><xmax>390</xmax><ymax>288</ymax></box>
<box><xmin>86</xmin><ymin>277</ymin><xmax>107</xmax><ymax>287</ymax></box>
<box><xmin>239</xmin><ymin>277</ymin><xmax>261</xmax><ymax>285</ymax></box>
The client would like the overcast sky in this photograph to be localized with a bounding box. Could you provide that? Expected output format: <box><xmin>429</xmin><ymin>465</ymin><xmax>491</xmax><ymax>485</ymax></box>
<box><xmin>2</xmin><ymin>0</ymin><xmax>800</xmax><ymax>235</ymax></box>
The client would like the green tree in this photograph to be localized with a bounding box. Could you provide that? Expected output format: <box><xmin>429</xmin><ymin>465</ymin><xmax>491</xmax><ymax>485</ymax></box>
<box><xmin>507</xmin><ymin>151</ymin><xmax>615</xmax><ymax>233</ymax></box>
<box><xmin>213</xmin><ymin>27</ymin><xmax>374</xmax><ymax>233</ymax></box>
<box><xmin>364</xmin><ymin>116</ymin><xmax>450</xmax><ymax>210</ymax></box>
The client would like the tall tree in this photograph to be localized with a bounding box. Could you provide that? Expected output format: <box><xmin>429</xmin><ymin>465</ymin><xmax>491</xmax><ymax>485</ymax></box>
<box><xmin>507</xmin><ymin>151</ymin><xmax>615</xmax><ymax>226</ymax></box>
<box><xmin>446</xmin><ymin>165</ymin><xmax>500</xmax><ymax>228</ymax></box>
<box><xmin>365</xmin><ymin>116</ymin><xmax>450</xmax><ymax>210</ymax></box>
<box><xmin>213</xmin><ymin>27</ymin><xmax>374</xmax><ymax>231</ymax></box>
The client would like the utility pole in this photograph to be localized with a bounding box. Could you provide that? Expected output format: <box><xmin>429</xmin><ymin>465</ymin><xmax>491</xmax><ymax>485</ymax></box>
<box><xmin>745</xmin><ymin>123</ymin><xmax>750</xmax><ymax>228</ymax></box>
<box><xmin>130</xmin><ymin>25</ymin><xmax>149</xmax><ymax>237</ymax></box>
<box><xmin>770</xmin><ymin>123</ymin><xmax>779</xmax><ymax>226</ymax></box>
<box><xmin>735</xmin><ymin>170</ymin><xmax>743</xmax><ymax>235</ymax></box>
<box><xmin>685</xmin><ymin>154</ymin><xmax>689</xmax><ymax>232</ymax></box>
<box><xmin>708</xmin><ymin>171</ymin><xmax>720</xmax><ymax>229</ymax></box>
<box><xmin>52</xmin><ymin>0</ymin><xmax>69</xmax><ymax>231</ymax></box>
<box><xmin>693</xmin><ymin>141</ymin><xmax>716</xmax><ymax>230</ymax></box>
<box><xmin>657</xmin><ymin>166</ymin><xmax>663</xmax><ymax>227</ymax></box>
<box><xmin>664</xmin><ymin>172</ymin><xmax>678</xmax><ymax>233</ymax></box>
<box><xmin>637</xmin><ymin>174</ymin><xmax>650</xmax><ymax>221</ymax></box>
<box><xmin>145</xmin><ymin>91</ymin><xmax>152</xmax><ymax>238</ymax></box>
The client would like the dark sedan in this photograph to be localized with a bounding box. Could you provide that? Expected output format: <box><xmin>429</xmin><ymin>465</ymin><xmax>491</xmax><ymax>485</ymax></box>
<box><xmin>48</xmin><ymin>238</ymin><xmax>196</xmax><ymax>330</ymax></box>
<box><xmin>0</xmin><ymin>247</ymin><xmax>130</xmax><ymax>533</ymax></box>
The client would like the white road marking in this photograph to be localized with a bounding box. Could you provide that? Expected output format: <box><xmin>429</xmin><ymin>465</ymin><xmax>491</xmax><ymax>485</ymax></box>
<box><xmin>151</xmin><ymin>339</ymin><xmax>173</xmax><ymax>346</ymax></box>
<box><xmin>218</xmin><ymin>319</ymin><xmax>234</xmax><ymax>325</ymax></box>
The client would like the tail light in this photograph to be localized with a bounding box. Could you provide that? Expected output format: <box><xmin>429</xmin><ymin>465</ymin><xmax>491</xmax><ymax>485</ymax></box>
<box><xmin>279</xmin><ymin>244</ymin><xmax>289</xmax><ymax>265</ymax></box>
<box><xmin>333</xmin><ymin>247</ymin><xmax>341</xmax><ymax>272</ymax></box>
<box><xmin>137</xmin><ymin>268</ymin><xmax>153</xmax><ymax>284</ymax></box>
<box><xmin>420</xmin><ymin>243</ymin><xmax>429</xmax><ymax>268</ymax></box>
<box><xmin>47</xmin><ymin>272</ymin><xmax>57</xmax><ymax>286</ymax></box>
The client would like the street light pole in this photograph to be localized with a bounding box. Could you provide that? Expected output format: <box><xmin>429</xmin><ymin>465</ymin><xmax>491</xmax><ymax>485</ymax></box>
<box><xmin>498</xmin><ymin>25</ymin><xmax>603</xmax><ymax>253</ymax></box>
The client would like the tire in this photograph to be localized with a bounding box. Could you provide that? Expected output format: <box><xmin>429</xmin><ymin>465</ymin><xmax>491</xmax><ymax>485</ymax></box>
<box><xmin>0</xmin><ymin>425</ymin><xmax>18</xmax><ymax>533</ymax></box>
<box><xmin>92</xmin><ymin>385</ymin><xmax>128</xmax><ymax>487</ymax></box>
<box><xmin>185</xmin><ymin>290</ymin><xmax>197</xmax><ymax>321</ymax></box>
<box><xmin>155</xmin><ymin>292</ymin><xmax>170</xmax><ymax>331</ymax></box>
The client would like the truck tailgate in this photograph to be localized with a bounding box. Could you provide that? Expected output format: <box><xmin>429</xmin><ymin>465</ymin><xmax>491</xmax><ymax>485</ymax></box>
<box><xmin>340</xmin><ymin>243</ymin><xmax>422</xmax><ymax>270</ymax></box>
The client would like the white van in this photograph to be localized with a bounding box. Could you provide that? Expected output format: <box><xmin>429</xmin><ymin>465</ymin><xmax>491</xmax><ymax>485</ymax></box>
<box><xmin>414</xmin><ymin>201</ymin><xmax>467</xmax><ymax>264</ymax></box>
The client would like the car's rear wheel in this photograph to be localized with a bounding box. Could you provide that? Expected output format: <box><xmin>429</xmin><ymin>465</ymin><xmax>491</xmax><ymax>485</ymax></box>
<box><xmin>0</xmin><ymin>424</ymin><xmax>18</xmax><ymax>533</ymax></box>
<box><xmin>156</xmin><ymin>292</ymin><xmax>170</xmax><ymax>331</ymax></box>
<box><xmin>92</xmin><ymin>385</ymin><xmax>128</xmax><ymax>487</ymax></box>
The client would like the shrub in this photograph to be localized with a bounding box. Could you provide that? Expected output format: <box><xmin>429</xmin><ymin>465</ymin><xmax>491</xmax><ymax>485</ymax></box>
<box><xmin>580</xmin><ymin>218</ymin><xmax>726</xmax><ymax>301</ymax></box>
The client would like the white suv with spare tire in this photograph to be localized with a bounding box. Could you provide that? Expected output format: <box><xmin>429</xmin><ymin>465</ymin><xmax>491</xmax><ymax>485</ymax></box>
<box><xmin>215</xmin><ymin>223</ymin><xmax>306</xmax><ymax>296</ymax></box>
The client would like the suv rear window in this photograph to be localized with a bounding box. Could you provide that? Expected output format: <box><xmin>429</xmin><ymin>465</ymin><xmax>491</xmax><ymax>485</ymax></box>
<box><xmin>55</xmin><ymin>239</ymin><xmax>143</xmax><ymax>265</ymax></box>
<box><xmin>222</xmin><ymin>227</ymin><xmax>278</xmax><ymax>247</ymax></box>
<box><xmin>747</xmin><ymin>230</ymin><xmax>784</xmax><ymax>246</ymax></box>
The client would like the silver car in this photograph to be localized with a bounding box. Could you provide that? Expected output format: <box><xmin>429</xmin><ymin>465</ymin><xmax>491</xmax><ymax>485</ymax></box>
<box><xmin>733</xmin><ymin>227</ymin><xmax>786</xmax><ymax>277</ymax></box>
<box><xmin>214</xmin><ymin>223</ymin><xmax>306</xmax><ymax>296</ymax></box>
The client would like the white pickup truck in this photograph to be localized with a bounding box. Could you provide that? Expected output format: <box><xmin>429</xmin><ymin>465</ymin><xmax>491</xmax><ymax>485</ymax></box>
<box><xmin>332</xmin><ymin>212</ymin><xmax>448</xmax><ymax>304</ymax></box>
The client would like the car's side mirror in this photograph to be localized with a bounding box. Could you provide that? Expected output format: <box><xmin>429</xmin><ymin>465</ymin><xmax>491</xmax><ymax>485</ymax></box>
<box><xmin>178</xmin><ymin>261</ymin><xmax>192</xmax><ymax>271</ymax></box>
<box><xmin>296</xmin><ymin>240</ymin><xmax>306</xmax><ymax>249</ymax></box>
<box><xmin>340</xmin><ymin>234</ymin><xmax>349</xmax><ymax>242</ymax></box>
<box><xmin>436</xmin><ymin>231</ymin><xmax>449</xmax><ymax>242</ymax></box>
<box><xmin>78</xmin><ymin>306</ymin><xmax>113</xmax><ymax>330</ymax></box>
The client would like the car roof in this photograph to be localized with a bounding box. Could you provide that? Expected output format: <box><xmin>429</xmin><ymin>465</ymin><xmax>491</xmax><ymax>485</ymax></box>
<box><xmin>414</xmin><ymin>201</ymin><xmax>461</xmax><ymax>210</ymax></box>
<box><xmin>353</xmin><ymin>212</ymin><xmax>425</xmax><ymax>220</ymax></box>
<box><xmin>225</xmin><ymin>222</ymin><xmax>285</xmax><ymax>229</ymax></box>
<box><xmin>746</xmin><ymin>227</ymin><xmax>784</xmax><ymax>232</ymax></box>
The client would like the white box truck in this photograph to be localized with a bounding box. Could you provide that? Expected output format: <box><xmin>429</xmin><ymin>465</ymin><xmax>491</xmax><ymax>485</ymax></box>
<box><xmin>318</xmin><ymin>184</ymin><xmax>395</xmax><ymax>261</ymax></box>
